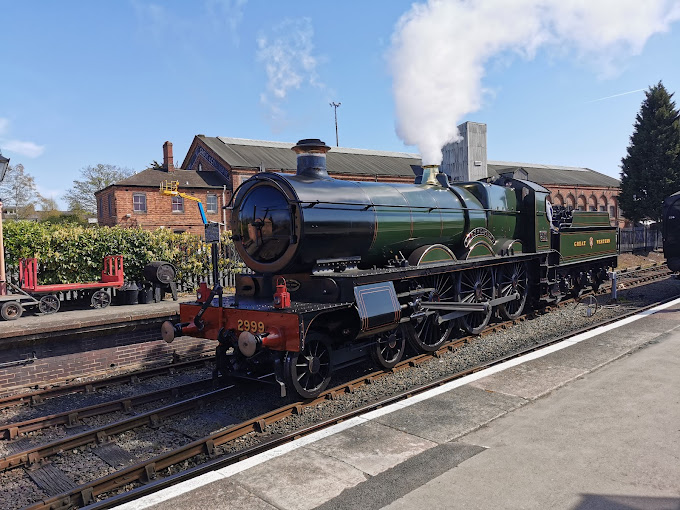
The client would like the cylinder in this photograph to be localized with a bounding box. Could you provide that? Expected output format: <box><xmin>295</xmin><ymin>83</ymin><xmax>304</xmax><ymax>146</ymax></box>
<box><xmin>143</xmin><ymin>261</ymin><xmax>177</xmax><ymax>284</ymax></box>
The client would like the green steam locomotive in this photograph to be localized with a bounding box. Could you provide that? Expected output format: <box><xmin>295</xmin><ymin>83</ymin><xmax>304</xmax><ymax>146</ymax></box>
<box><xmin>163</xmin><ymin>138</ymin><xmax>617</xmax><ymax>398</ymax></box>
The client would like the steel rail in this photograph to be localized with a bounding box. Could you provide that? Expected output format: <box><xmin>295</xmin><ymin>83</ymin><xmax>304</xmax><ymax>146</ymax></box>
<box><xmin>0</xmin><ymin>384</ymin><xmax>234</xmax><ymax>472</ymax></box>
<box><xmin>0</xmin><ymin>356</ymin><xmax>214</xmax><ymax>409</ymax></box>
<box><xmin>24</xmin><ymin>289</ymin><xmax>680</xmax><ymax>510</ymax></box>
<box><xmin>0</xmin><ymin>378</ymin><xmax>213</xmax><ymax>440</ymax></box>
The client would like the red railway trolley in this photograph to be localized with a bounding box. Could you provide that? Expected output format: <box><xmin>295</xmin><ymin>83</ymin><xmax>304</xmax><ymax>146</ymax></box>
<box><xmin>0</xmin><ymin>255</ymin><xmax>124</xmax><ymax>320</ymax></box>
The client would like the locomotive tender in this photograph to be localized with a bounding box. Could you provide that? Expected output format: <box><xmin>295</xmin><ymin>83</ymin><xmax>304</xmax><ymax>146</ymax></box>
<box><xmin>163</xmin><ymin>139</ymin><xmax>617</xmax><ymax>398</ymax></box>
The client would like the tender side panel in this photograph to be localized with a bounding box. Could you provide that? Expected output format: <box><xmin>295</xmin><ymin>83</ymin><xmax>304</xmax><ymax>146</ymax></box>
<box><xmin>558</xmin><ymin>230</ymin><xmax>617</xmax><ymax>263</ymax></box>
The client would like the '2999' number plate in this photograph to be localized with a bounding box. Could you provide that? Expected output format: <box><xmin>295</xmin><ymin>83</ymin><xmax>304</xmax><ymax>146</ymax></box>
<box><xmin>237</xmin><ymin>319</ymin><xmax>265</xmax><ymax>334</ymax></box>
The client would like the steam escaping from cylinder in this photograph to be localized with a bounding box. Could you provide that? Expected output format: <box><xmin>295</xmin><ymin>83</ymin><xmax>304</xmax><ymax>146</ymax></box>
<box><xmin>389</xmin><ymin>0</ymin><xmax>680</xmax><ymax>165</ymax></box>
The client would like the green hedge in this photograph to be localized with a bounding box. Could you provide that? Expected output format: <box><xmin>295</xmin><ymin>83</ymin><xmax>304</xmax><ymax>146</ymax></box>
<box><xmin>2</xmin><ymin>221</ymin><xmax>241</xmax><ymax>286</ymax></box>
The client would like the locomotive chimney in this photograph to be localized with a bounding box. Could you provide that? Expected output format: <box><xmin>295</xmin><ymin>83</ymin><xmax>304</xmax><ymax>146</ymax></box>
<box><xmin>291</xmin><ymin>139</ymin><xmax>331</xmax><ymax>179</ymax></box>
<box><xmin>421</xmin><ymin>165</ymin><xmax>440</xmax><ymax>185</ymax></box>
<box><xmin>163</xmin><ymin>141</ymin><xmax>174</xmax><ymax>172</ymax></box>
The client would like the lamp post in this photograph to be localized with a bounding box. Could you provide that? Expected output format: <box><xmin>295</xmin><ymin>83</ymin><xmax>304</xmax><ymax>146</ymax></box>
<box><xmin>329</xmin><ymin>102</ymin><xmax>341</xmax><ymax>147</ymax></box>
<box><xmin>0</xmin><ymin>149</ymin><xmax>10</xmax><ymax>296</ymax></box>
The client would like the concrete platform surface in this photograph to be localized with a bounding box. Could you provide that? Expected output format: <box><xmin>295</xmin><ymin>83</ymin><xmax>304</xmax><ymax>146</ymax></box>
<box><xmin>0</xmin><ymin>299</ymin><xmax>180</xmax><ymax>339</ymax></box>
<box><xmin>117</xmin><ymin>297</ymin><xmax>680</xmax><ymax>510</ymax></box>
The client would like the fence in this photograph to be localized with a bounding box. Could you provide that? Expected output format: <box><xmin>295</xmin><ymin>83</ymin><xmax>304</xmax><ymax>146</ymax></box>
<box><xmin>617</xmin><ymin>226</ymin><xmax>663</xmax><ymax>253</ymax></box>
<box><xmin>4</xmin><ymin>240</ymin><xmax>250</xmax><ymax>295</ymax></box>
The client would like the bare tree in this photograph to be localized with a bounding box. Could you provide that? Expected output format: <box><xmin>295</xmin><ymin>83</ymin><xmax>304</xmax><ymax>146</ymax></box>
<box><xmin>64</xmin><ymin>164</ymin><xmax>135</xmax><ymax>214</ymax></box>
<box><xmin>0</xmin><ymin>163</ymin><xmax>43</xmax><ymax>219</ymax></box>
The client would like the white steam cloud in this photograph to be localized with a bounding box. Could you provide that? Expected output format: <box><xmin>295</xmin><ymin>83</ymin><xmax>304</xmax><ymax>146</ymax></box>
<box><xmin>389</xmin><ymin>0</ymin><xmax>680</xmax><ymax>165</ymax></box>
<box><xmin>257</xmin><ymin>18</ymin><xmax>322</xmax><ymax>123</ymax></box>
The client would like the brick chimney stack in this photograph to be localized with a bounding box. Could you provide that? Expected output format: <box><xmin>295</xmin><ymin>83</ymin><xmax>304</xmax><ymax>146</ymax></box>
<box><xmin>163</xmin><ymin>141</ymin><xmax>174</xmax><ymax>172</ymax></box>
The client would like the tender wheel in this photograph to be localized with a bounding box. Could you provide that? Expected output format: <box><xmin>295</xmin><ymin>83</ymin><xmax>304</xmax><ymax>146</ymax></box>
<box><xmin>1</xmin><ymin>301</ymin><xmax>23</xmax><ymax>321</ymax></box>
<box><xmin>91</xmin><ymin>290</ymin><xmax>111</xmax><ymax>309</ymax></box>
<box><xmin>407</xmin><ymin>273</ymin><xmax>457</xmax><ymax>352</ymax></box>
<box><xmin>497</xmin><ymin>262</ymin><xmax>528</xmax><ymax>320</ymax></box>
<box><xmin>457</xmin><ymin>267</ymin><xmax>495</xmax><ymax>335</ymax></box>
<box><xmin>371</xmin><ymin>325</ymin><xmax>407</xmax><ymax>369</ymax></box>
<box><xmin>38</xmin><ymin>294</ymin><xmax>61</xmax><ymax>315</ymax></box>
<box><xmin>284</xmin><ymin>333</ymin><xmax>333</xmax><ymax>399</ymax></box>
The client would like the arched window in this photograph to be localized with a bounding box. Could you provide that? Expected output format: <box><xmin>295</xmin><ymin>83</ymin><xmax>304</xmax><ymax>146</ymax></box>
<box><xmin>588</xmin><ymin>195</ymin><xmax>597</xmax><ymax>212</ymax></box>
<box><xmin>565</xmin><ymin>194</ymin><xmax>575</xmax><ymax>211</ymax></box>
<box><xmin>599</xmin><ymin>195</ymin><xmax>608</xmax><ymax>212</ymax></box>
<box><xmin>554</xmin><ymin>193</ymin><xmax>564</xmax><ymax>207</ymax></box>
<box><xmin>578</xmin><ymin>195</ymin><xmax>587</xmax><ymax>211</ymax></box>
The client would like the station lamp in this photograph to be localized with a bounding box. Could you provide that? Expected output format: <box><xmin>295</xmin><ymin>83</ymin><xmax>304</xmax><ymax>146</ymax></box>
<box><xmin>0</xmin><ymin>149</ymin><xmax>9</xmax><ymax>182</ymax></box>
<box><xmin>0</xmin><ymin>148</ymin><xmax>8</xmax><ymax>295</ymax></box>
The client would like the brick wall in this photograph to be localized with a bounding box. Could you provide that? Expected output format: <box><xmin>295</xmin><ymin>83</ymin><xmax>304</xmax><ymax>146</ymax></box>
<box><xmin>0</xmin><ymin>317</ymin><xmax>215</xmax><ymax>395</ymax></box>
<box><xmin>100</xmin><ymin>187</ymin><xmax>227</xmax><ymax>236</ymax></box>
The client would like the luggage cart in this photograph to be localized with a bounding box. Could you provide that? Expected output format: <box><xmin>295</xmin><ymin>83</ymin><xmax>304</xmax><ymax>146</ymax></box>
<box><xmin>0</xmin><ymin>255</ymin><xmax>125</xmax><ymax>320</ymax></box>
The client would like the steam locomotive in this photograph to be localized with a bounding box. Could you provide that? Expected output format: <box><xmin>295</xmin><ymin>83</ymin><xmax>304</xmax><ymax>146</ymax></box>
<box><xmin>663</xmin><ymin>191</ymin><xmax>680</xmax><ymax>272</ymax></box>
<box><xmin>162</xmin><ymin>139</ymin><xmax>617</xmax><ymax>398</ymax></box>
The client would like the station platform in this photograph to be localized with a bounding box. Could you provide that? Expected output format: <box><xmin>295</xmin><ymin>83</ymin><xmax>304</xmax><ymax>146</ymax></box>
<box><xmin>119</xmin><ymin>297</ymin><xmax>680</xmax><ymax>510</ymax></box>
<box><xmin>0</xmin><ymin>299</ymin><xmax>197</xmax><ymax>395</ymax></box>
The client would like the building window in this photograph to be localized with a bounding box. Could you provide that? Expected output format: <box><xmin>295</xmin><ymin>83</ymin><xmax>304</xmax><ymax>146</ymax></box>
<box><xmin>172</xmin><ymin>195</ymin><xmax>184</xmax><ymax>213</ymax></box>
<box><xmin>206</xmin><ymin>194</ymin><xmax>218</xmax><ymax>213</ymax></box>
<box><xmin>133</xmin><ymin>193</ymin><xmax>147</xmax><ymax>212</ymax></box>
<box><xmin>599</xmin><ymin>206</ymin><xmax>606</xmax><ymax>212</ymax></box>
<box><xmin>98</xmin><ymin>197</ymin><xmax>103</xmax><ymax>218</ymax></box>
<box><xmin>108</xmin><ymin>195</ymin><xmax>113</xmax><ymax>216</ymax></box>
<box><xmin>609</xmin><ymin>205</ymin><xmax>616</xmax><ymax>218</ymax></box>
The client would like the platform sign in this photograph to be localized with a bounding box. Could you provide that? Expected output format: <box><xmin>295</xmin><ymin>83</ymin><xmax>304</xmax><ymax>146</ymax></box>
<box><xmin>205</xmin><ymin>223</ymin><xmax>220</xmax><ymax>243</ymax></box>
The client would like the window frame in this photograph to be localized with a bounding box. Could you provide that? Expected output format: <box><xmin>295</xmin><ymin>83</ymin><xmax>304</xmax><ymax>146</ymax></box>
<box><xmin>133</xmin><ymin>193</ymin><xmax>147</xmax><ymax>213</ymax></box>
<box><xmin>206</xmin><ymin>194</ymin><xmax>218</xmax><ymax>214</ymax></box>
<box><xmin>172</xmin><ymin>195</ymin><xmax>184</xmax><ymax>213</ymax></box>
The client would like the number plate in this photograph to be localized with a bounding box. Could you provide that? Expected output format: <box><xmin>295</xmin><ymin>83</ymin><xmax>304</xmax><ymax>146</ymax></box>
<box><xmin>236</xmin><ymin>319</ymin><xmax>266</xmax><ymax>334</ymax></box>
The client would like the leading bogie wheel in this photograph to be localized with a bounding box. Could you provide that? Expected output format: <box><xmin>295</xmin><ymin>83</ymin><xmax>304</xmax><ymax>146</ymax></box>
<box><xmin>457</xmin><ymin>266</ymin><xmax>495</xmax><ymax>335</ymax></box>
<box><xmin>407</xmin><ymin>273</ymin><xmax>457</xmax><ymax>353</ymax></box>
<box><xmin>38</xmin><ymin>294</ymin><xmax>61</xmax><ymax>315</ymax></box>
<box><xmin>91</xmin><ymin>290</ymin><xmax>111</xmax><ymax>309</ymax></box>
<box><xmin>284</xmin><ymin>333</ymin><xmax>333</xmax><ymax>399</ymax></box>
<box><xmin>1</xmin><ymin>301</ymin><xmax>23</xmax><ymax>321</ymax></box>
<box><xmin>497</xmin><ymin>262</ymin><xmax>528</xmax><ymax>321</ymax></box>
<box><xmin>371</xmin><ymin>325</ymin><xmax>407</xmax><ymax>369</ymax></box>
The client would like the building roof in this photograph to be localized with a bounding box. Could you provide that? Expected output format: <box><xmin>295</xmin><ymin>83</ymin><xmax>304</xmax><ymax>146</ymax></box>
<box><xmin>487</xmin><ymin>161</ymin><xmax>620</xmax><ymax>188</ymax></box>
<box><xmin>192</xmin><ymin>136</ymin><xmax>620</xmax><ymax>188</ymax></box>
<box><xmin>110</xmin><ymin>167</ymin><xmax>229</xmax><ymax>190</ymax></box>
<box><xmin>197</xmin><ymin>136</ymin><xmax>422</xmax><ymax>178</ymax></box>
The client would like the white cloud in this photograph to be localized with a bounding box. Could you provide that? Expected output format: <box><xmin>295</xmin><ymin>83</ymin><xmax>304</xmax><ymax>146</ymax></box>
<box><xmin>257</xmin><ymin>18</ymin><xmax>323</xmax><ymax>120</ymax></box>
<box><xmin>389</xmin><ymin>0</ymin><xmax>680</xmax><ymax>164</ymax></box>
<box><xmin>206</xmin><ymin>0</ymin><xmax>247</xmax><ymax>44</ymax></box>
<box><xmin>3</xmin><ymin>140</ymin><xmax>45</xmax><ymax>158</ymax></box>
<box><xmin>0</xmin><ymin>118</ymin><xmax>45</xmax><ymax>158</ymax></box>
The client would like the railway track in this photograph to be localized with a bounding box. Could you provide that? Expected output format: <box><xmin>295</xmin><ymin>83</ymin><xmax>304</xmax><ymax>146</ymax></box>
<box><xmin>17</xmin><ymin>288</ymin><xmax>680</xmax><ymax>510</ymax></box>
<box><xmin>0</xmin><ymin>267</ymin><xmax>670</xmax><ymax>509</ymax></box>
<box><xmin>0</xmin><ymin>357</ymin><xmax>214</xmax><ymax>409</ymax></box>
<box><xmin>1</xmin><ymin>264</ymin><xmax>672</xmax><ymax>510</ymax></box>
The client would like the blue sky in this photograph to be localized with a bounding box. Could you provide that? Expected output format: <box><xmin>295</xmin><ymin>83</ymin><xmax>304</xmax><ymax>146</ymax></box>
<box><xmin>1</xmin><ymin>1</ymin><xmax>680</xmax><ymax>208</ymax></box>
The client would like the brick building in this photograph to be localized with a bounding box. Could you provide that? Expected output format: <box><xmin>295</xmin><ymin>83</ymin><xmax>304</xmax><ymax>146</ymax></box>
<box><xmin>95</xmin><ymin>142</ymin><xmax>230</xmax><ymax>235</ymax></box>
<box><xmin>101</xmin><ymin>126</ymin><xmax>624</xmax><ymax>234</ymax></box>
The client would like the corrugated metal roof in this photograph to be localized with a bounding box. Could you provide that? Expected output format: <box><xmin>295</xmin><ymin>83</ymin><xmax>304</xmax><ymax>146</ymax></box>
<box><xmin>199</xmin><ymin>137</ymin><xmax>620</xmax><ymax>187</ymax></box>
<box><xmin>487</xmin><ymin>162</ymin><xmax>620</xmax><ymax>187</ymax></box>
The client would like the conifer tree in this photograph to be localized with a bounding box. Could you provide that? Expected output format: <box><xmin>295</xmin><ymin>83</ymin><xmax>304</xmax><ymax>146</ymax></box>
<box><xmin>619</xmin><ymin>81</ymin><xmax>680</xmax><ymax>223</ymax></box>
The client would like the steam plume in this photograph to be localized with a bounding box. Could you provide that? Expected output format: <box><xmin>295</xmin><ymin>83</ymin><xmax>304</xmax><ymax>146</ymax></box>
<box><xmin>389</xmin><ymin>0</ymin><xmax>680</xmax><ymax>164</ymax></box>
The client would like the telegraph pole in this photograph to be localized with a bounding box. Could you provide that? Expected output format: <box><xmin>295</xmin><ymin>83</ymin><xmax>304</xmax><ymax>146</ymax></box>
<box><xmin>330</xmin><ymin>102</ymin><xmax>341</xmax><ymax>146</ymax></box>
